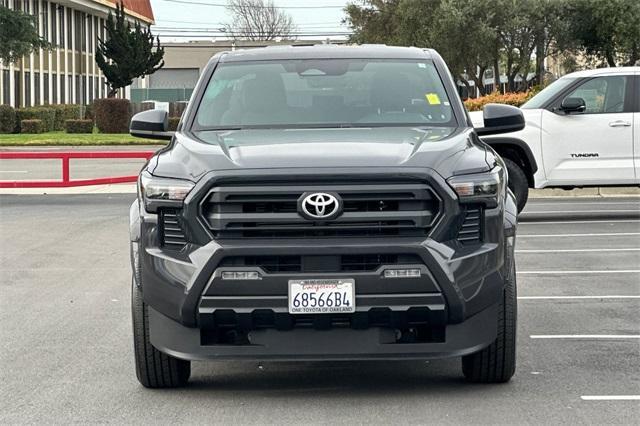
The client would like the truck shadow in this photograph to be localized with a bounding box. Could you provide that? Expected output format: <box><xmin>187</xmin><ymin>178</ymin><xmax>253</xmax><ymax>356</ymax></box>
<box><xmin>180</xmin><ymin>359</ymin><xmax>493</xmax><ymax>396</ymax></box>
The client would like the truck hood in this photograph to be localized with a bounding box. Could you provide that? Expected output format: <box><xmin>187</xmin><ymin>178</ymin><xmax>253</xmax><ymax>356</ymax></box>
<box><xmin>150</xmin><ymin>127</ymin><xmax>491</xmax><ymax>181</ymax></box>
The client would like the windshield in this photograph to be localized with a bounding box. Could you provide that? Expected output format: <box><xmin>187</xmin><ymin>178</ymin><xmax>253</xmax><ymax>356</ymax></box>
<box><xmin>521</xmin><ymin>77</ymin><xmax>577</xmax><ymax>109</ymax></box>
<box><xmin>193</xmin><ymin>59</ymin><xmax>455</xmax><ymax>130</ymax></box>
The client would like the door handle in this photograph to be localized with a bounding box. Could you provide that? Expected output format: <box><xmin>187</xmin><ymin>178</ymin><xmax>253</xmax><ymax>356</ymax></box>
<box><xmin>608</xmin><ymin>120</ymin><xmax>631</xmax><ymax>127</ymax></box>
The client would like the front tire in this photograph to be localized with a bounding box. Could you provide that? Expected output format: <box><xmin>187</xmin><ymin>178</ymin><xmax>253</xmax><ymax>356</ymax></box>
<box><xmin>504</xmin><ymin>158</ymin><xmax>528</xmax><ymax>213</ymax></box>
<box><xmin>461</xmin><ymin>253</ymin><xmax>517</xmax><ymax>383</ymax></box>
<box><xmin>132</xmin><ymin>278</ymin><xmax>191</xmax><ymax>388</ymax></box>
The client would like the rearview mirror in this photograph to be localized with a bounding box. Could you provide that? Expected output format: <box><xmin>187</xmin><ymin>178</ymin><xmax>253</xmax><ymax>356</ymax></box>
<box><xmin>475</xmin><ymin>103</ymin><xmax>525</xmax><ymax>136</ymax></box>
<box><xmin>560</xmin><ymin>97</ymin><xmax>586</xmax><ymax>114</ymax></box>
<box><xmin>130</xmin><ymin>109</ymin><xmax>173</xmax><ymax>140</ymax></box>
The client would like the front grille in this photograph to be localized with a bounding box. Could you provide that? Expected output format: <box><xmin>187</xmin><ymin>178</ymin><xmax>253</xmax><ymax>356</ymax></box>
<box><xmin>457</xmin><ymin>205</ymin><xmax>482</xmax><ymax>245</ymax></box>
<box><xmin>201</xmin><ymin>181</ymin><xmax>440</xmax><ymax>239</ymax></box>
<box><xmin>219</xmin><ymin>253</ymin><xmax>422</xmax><ymax>273</ymax></box>
<box><xmin>159</xmin><ymin>209</ymin><xmax>187</xmax><ymax>249</ymax></box>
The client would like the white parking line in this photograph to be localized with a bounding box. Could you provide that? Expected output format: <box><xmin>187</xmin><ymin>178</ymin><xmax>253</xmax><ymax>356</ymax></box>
<box><xmin>519</xmin><ymin>220</ymin><xmax>640</xmax><ymax>225</ymax></box>
<box><xmin>523</xmin><ymin>210</ymin><xmax>640</xmax><ymax>214</ymax></box>
<box><xmin>581</xmin><ymin>395</ymin><xmax>640</xmax><ymax>401</ymax></box>
<box><xmin>518</xmin><ymin>295</ymin><xmax>640</xmax><ymax>300</ymax></box>
<box><xmin>518</xmin><ymin>232</ymin><xmax>640</xmax><ymax>238</ymax></box>
<box><xmin>516</xmin><ymin>248</ymin><xmax>640</xmax><ymax>253</ymax></box>
<box><xmin>0</xmin><ymin>170</ymin><xmax>28</xmax><ymax>173</ymax></box>
<box><xmin>528</xmin><ymin>202</ymin><xmax>640</xmax><ymax>206</ymax></box>
<box><xmin>518</xmin><ymin>270</ymin><xmax>640</xmax><ymax>274</ymax></box>
<box><xmin>530</xmin><ymin>335</ymin><xmax>640</xmax><ymax>339</ymax></box>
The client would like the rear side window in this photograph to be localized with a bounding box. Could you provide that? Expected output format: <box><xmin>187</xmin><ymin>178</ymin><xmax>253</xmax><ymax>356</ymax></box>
<box><xmin>193</xmin><ymin>59</ymin><xmax>455</xmax><ymax>129</ymax></box>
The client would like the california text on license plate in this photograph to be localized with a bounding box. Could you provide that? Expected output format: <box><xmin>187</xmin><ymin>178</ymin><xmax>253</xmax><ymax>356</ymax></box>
<box><xmin>288</xmin><ymin>279</ymin><xmax>355</xmax><ymax>314</ymax></box>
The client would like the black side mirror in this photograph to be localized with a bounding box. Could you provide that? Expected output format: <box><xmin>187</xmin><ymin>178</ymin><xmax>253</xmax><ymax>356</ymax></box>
<box><xmin>130</xmin><ymin>109</ymin><xmax>173</xmax><ymax>140</ymax></box>
<box><xmin>560</xmin><ymin>97</ymin><xmax>586</xmax><ymax>114</ymax></box>
<box><xmin>475</xmin><ymin>103</ymin><xmax>525</xmax><ymax>136</ymax></box>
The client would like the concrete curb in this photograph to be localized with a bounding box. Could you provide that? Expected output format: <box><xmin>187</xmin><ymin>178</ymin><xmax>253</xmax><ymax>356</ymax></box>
<box><xmin>529</xmin><ymin>187</ymin><xmax>640</xmax><ymax>198</ymax></box>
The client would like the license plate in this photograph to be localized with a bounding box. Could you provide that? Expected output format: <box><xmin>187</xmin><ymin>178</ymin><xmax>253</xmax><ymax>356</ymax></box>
<box><xmin>288</xmin><ymin>279</ymin><xmax>355</xmax><ymax>314</ymax></box>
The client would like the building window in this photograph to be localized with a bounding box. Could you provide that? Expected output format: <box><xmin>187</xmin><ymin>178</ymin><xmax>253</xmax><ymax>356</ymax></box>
<box><xmin>15</xmin><ymin>71</ymin><xmax>21</xmax><ymax>107</ymax></box>
<box><xmin>59</xmin><ymin>5</ymin><xmax>64</xmax><ymax>48</ymax></box>
<box><xmin>52</xmin><ymin>74</ymin><xmax>57</xmax><ymax>104</ymax></box>
<box><xmin>51</xmin><ymin>3</ymin><xmax>57</xmax><ymax>45</ymax></box>
<box><xmin>67</xmin><ymin>9</ymin><xmax>73</xmax><ymax>48</ymax></box>
<box><xmin>2</xmin><ymin>70</ymin><xmax>9</xmax><ymax>105</ymax></box>
<box><xmin>87</xmin><ymin>15</ymin><xmax>92</xmax><ymax>54</ymax></box>
<box><xmin>42</xmin><ymin>1</ymin><xmax>49</xmax><ymax>42</ymax></box>
<box><xmin>68</xmin><ymin>75</ymin><xmax>72</xmax><ymax>102</ymax></box>
<box><xmin>33</xmin><ymin>0</ymin><xmax>38</xmax><ymax>28</ymax></box>
<box><xmin>24</xmin><ymin>72</ymin><xmax>31</xmax><ymax>107</ymax></box>
<box><xmin>34</xmin><ymin>72</ymin><xmax>40</xmax><ymax>105</ymax></box>
<box><xmin>75</xmin><ymin>75</ymin><xmax>81</xmax><ymax>104</ymax></box>
<box><xmin>44</xmin><ymin>74</ymin><xmax>49</xmax><ymax>104</ymax></box>
<box><xmin>61</xmin><ymin>76</ymin><xmax>65</xmax><ymax>103</ymax></box>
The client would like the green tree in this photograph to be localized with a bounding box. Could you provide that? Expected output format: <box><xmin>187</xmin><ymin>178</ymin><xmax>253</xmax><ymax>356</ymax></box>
<box><xmin>568</xmin><ymin>0</ymin><xmax>640</xmax><ymax>66</ymax></box>
<box><xmin>0</xmin><ymin>5</ymin><xmax>50</xmax><ymax>64</ymax></box>
<box><xmin>96</xmin><ymin>2</ymin><xmax>164</xmax><ymax>97</ymax></box>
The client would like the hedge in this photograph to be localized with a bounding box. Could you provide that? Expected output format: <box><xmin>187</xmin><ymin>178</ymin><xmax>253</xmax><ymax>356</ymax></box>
<box><xmin>65</xmin><ymin>119</ymin><xmax>94</xmax><ymax>134</ymax></box>
<box><xmin>20</xmin><ymin>119</ymin><xmax>45</xmax><ymax>134</ymax></box>
<box><xmin>168</xmin><ymin>117</ymin><xmax>180</xmax><ymax>131</ymax></box>
<box><xmin>93</xmin><ymin>98</ymin><xmax>130</xmax><ymax>133</ymax></box>
<box><xmin>15</xmin><ymin>107</ymin><xmax>56</xmax><ymax>132</ymax></box>
<box><xmin>51</xmin><ymin>104</ymin><xmax>84</xmax><ymax>130</ymax></box>
<box><xmin>0</xmin><ymin>105</ymin><xmax>16</xmax><ymax>134</ymax></box>
<box><xmin>464</xmin><ymin>91</ymin><xmax>535</xmax><ymax>112</ymax></box>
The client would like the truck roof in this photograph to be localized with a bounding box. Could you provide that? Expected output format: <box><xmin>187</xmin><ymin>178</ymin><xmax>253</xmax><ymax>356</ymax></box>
<box><xmin>218</xmin><ymin>44</ymin><xmax>434</xmax><ymax>62</ymax></box>
<box><xmin>562</xmin><ymin>66</ymin><xmax>640</xmax><ymax>78</ymax></box>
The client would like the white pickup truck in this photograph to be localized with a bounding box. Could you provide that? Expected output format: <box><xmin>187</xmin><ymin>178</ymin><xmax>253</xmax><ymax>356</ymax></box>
<box><xmin>470</xmin><ymin>67</ymin><xmax>640</xmax><ymax>212</ymax></box>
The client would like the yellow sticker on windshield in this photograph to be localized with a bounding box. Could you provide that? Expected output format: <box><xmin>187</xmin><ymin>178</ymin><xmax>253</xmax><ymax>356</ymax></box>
<box><xmin>426</xmin><ymin>93</ymin><xmax>441</xmax><ymax>105</ymax></box>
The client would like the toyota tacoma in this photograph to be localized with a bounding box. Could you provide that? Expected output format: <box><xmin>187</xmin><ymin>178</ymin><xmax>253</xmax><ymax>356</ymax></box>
<box><xmin>129</xmin><ymin>45</ymin><xmax>524</xmax><ymax>388</ymax></box>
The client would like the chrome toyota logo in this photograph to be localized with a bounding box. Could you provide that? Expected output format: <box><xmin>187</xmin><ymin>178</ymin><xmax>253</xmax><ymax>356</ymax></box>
<box><xmin>299</xmin><ymin>192</ymin><xmax>342</xmax><ymax>220</ymax></box>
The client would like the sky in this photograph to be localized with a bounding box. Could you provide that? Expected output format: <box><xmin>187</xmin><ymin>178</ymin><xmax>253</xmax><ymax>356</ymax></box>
<box><xmin>149</xmin><ymin>0</ymin><xmax>353</xmax><ymax>41</ymax></box>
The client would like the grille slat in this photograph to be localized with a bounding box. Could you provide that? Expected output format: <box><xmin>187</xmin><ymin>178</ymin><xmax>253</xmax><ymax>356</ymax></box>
<box><xmin>159</xmin><ymin>209</ymin><xmax>187</xmax><ymax>250</ymax></box>
<box><xmin>202</xmin><ymin>181</ymin><xmax>440</xmax><ymax>239</ymax></box>
<box><xmin>457</xmin><ymin>206</ymin><xmax>482</xmax><ymax>245</ymax></box>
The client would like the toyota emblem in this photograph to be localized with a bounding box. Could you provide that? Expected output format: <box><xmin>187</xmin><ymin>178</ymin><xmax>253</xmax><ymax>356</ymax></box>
<box><xmin>299</xmin><ymin>192</ymin><xmax>342</xmax><ymax>220</ymax></box>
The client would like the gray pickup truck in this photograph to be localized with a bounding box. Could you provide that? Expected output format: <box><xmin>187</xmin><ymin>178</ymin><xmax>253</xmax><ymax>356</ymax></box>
<box><xmin>128</xmin><ymin>45</ymin><xmax>524</xmax><ymax>387</ymax></box>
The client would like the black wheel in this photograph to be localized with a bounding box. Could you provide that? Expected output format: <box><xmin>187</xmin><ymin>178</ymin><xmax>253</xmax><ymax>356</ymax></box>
<box><xmin>132</xmin><ymin>278</ymin><xmax>191</xmax><ymax>388</ymax></box>
<box><xmin>503</xmin><ymin>158</ymin><xmax>528</xmax><ymax>213</ymax></box>
<box><xmin>462</xmin><ymin>252</ymin><xmax>517</xmax><ymax>383</ymax></box>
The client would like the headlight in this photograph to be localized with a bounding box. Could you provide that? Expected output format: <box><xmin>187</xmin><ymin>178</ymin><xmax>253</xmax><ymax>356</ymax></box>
<box><xmin>447</xmin><ymin>166</ymin><xmax>504</xmax><ymax>208</ymax></box>
<box><xmin>139</xmin><ymin>171</ymin><xmax>195</xmax><ymax>212</ymax></box>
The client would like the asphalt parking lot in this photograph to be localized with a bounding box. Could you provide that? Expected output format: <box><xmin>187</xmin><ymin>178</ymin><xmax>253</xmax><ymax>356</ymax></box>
<box><xmin>1</xmin><ymin>195</ymin><xmax>638</xmax><ymax>424</ymax></box>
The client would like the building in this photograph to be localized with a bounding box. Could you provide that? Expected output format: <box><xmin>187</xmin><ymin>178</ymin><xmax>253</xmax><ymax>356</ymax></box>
<box><xmin>0</xmin><ymin>0</ymin><xmax>154</xmax><ymax>107</ymax></box>
<box><xmin>132</xmin><ymin>39</ymin><xmax>344</xmax><ymax>103</ymax></box>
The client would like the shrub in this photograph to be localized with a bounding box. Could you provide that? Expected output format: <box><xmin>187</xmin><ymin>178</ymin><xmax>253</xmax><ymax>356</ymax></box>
<box><xmin>64</xmin><ymin>119</ymin><xmax>94</xmax><ymax>133</ymax></box>
<box><xmin>15</xmin><ymin>107</ymin><xmax>56</xmax><ymax>132</ymax></box>
<box><xmin>51</xmin><ymin>104</ymin><xmax>83</xmax><ymax>130</ymax></box>
<box><xmin>0</xmin><ymin>105</ymin><xmax>16</xmax><ymax>134</ymax></box>
<box><xmin>464</xmin><ymin>91</ymin><xmax>535</xmax><ymax>112</ymax></box>
<box><xmin>93</xmin><ymin>98</ymin><xmax>130</xmax><ymax>133</ymax></box>
<box><xmin>168</xmin><ymin>117</ymin><xmax>180</xmax><ymax>131</ymax></box>
<box><xmin>20</xmin><ymin>119</ymin><xmax>45</xmax><ymax>134</ymax></box>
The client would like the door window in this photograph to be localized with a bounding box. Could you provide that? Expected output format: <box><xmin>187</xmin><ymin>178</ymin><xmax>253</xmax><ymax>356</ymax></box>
<box><xmin>565</xmin><ymin>76</ymin><xmax>628</xmax><ymax>113</ymax></box>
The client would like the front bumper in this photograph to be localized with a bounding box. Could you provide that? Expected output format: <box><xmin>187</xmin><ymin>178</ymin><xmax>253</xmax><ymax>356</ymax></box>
<box><xmin>149</xmin><ymin>302</ymin><xmax>498</xmax><ymax>361</ymax></box>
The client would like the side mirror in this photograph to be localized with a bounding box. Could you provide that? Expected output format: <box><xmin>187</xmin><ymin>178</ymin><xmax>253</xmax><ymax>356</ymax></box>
<box><xmin>560</xmin><ymin>97</ymin><xmax>586</xmax><ymax>114</ymax></box>
<box><xmin>130</xmin><ymin>109</ymin><xmax>173</xmax><ymax>140</ymax></box>
<box><xmin>475</xmin><ymin>103</ymin><xmax>525</xmax><ymax>136</ymax></box>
